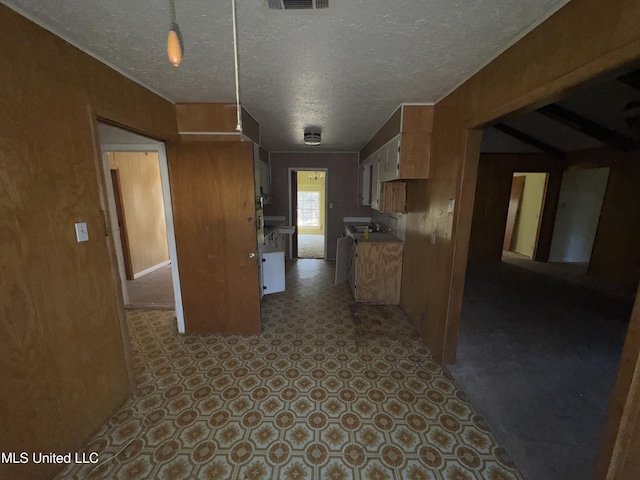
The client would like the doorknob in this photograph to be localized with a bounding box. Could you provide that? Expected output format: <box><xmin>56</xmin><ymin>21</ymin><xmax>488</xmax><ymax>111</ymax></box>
<box><xmin>249</xmin><ymin>252</ymin><xmax>256</xmax><ymax>259</ymax></box>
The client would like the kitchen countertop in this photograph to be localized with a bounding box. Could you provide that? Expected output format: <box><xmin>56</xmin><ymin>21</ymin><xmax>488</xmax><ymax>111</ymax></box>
<box><xmin>264</xmin><ymin>221</ymin><xmax>283</xmax><ymax>239</ymax></box>
<box><xmin>343</xmin><ymin>224</ymin><xmax>402</xmax><ymax>243</ymax></box>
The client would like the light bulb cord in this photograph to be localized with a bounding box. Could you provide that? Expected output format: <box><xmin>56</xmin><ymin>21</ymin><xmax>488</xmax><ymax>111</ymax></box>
<box><xmin>232</xmin><ymin>0</ymin><xmax>242</xmax><ymax>132</ymax></box>
<box><xmin>169</xmin><ymin>0</ymin><xmax>176</xmax><ymax>25</ymax></box>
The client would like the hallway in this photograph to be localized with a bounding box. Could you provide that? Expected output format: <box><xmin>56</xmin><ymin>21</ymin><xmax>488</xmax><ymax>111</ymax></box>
<box><xmin>126</xmin><ymin>264</ymin><xmax>175</xmax><ymax>309</ymax></box>
<box><xmin>57</xmin><ymin>260</ymin><xmax>521</xmax><ymax>480</ymax></box>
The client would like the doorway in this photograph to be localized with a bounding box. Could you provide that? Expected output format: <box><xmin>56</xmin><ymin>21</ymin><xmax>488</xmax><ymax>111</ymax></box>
<box><xmin>97</xmin><ymin>123</ymin><xmax>184</xmax><ymax>332</ymax></box>
<box><xmin>290</xmin><ymin>169</ymin><xmax>328</xmax><ymax>259</ymax></box>
<box><xmin>502</xmin><ymin>172</ymin><xmax>548</xmax><ymax>260</ymax></box>
<box><xmin>452</xmin><ymin>65</ymin><xmax>640</xmax><ymax>479</ymax></box>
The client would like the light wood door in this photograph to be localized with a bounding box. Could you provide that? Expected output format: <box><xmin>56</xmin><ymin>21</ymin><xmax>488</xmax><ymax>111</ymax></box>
<box><xmin>503</xmin><ymin>175</ymin><xmax>526</xmax><ymax>251</ymax></box>
<box><xmin>167</xmin><ymin>141</ymin><xmax>260</xmax><ymax>335</ymax></box>
<box><xmin>110</xmin><ymin>168</ymin><xmax>134</xmax><ymax>280</ymax></box>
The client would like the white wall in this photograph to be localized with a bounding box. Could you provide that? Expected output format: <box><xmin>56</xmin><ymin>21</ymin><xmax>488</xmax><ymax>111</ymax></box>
<box><xmin>511</xmin><ymin>172</ymin><xmax>547</xmax><ymax>258</ymax></box>
<box><xmin>549</xmin><ymin>167</ymin><xmax>609</xmax><ymax>263</ymax></box>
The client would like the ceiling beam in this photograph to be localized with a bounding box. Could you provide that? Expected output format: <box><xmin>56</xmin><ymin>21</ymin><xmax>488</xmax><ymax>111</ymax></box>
<box><xmin>493</xmin><ymin>123</ymin><xmax>565</xmax><ymax>159</ymax></box>
<box><xmin>537</xmin><ymin>104</ymin><xmax>639</xmax><ymax>151</ymax></box>
<box><xmin>618</xmin><ymin>69</ymin><xmax>640</xmax><ymax>93</ymax></box>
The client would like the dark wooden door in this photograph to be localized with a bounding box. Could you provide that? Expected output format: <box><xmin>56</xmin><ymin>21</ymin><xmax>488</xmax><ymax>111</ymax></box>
<box><xmin>167</xmin><ymin>141</ymin><xmax>260</xmax><ymax>335</ymax></box>
<box><xmin>291</xmin><ymin>170</ymin><xmax>298</xmax><ymax>258</ymax></box>
<box><xmin>503</xmin><ymin>175</ymin><xmax>526</xmax><ymax>251</ymax></box>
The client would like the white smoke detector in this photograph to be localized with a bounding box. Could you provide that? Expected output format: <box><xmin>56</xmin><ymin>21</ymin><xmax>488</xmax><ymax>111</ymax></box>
<box><xmin>304</xmin><ymin>132</ymin><xmax>321</xmax><ymax>146</ymax></box>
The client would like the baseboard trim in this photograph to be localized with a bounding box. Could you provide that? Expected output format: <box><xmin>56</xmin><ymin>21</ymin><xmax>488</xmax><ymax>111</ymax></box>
<box><xmin>133</xmin><ymin>260</ymin><xmax>171</xmax><ymax>279</ymax></box>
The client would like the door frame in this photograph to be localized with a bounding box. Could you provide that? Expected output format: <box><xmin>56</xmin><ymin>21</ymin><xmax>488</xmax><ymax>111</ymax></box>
<box><xmin>504</xmin><ymin>172</ymin><xmax>548</xmax><ymax>259</ymax></box>
<box><xmin>99</xmin><ymin>141</ymin><xmax>185</xmax><ymax>333</ymax></box>
<box><xmin>448</xmin><ymin>97</ymin><xmax>640</xmax><ymax>480</ymax></box>
<box><xmin>288</xmin><ymin>167</ymin><xmax>329</xmax><ymax>260</ymax></box>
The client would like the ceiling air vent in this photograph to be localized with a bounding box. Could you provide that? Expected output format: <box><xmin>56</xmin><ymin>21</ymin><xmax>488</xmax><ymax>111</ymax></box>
<box><xmin>267</xmin><ymin>0</ymin><xmax>328</xmax><ymax>10</ymax></box>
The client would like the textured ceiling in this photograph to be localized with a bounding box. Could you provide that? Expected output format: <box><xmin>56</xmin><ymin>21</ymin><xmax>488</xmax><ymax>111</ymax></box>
<box><xmin>5</xmin><ymin>0</ymin><xmax>569</xmax><ymax>151</ymax></box>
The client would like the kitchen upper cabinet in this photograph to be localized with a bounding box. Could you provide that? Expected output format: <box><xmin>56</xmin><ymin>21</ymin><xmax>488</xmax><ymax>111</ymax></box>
<box><xmin>371</xmin><ymin>152</ymin><xmax>381</xmax><ymax>211</ymax></box>
<box><xmin>359</xmin><ymin>105</ymin><xmax>433</xmax><ymax>182</ymax></box>
<box><xmin>377</xmin><ymin>143</ymin><xmax>389</xmax><ymax>182</ymax></box>
<box><xmin>373</xmin><ymin>132</ymin><xmax>425</xmax><ymax>184</ymax></box>
<box><xmin>254</xmin><ymin>144</ymin><xmax>271</xmax><ymax>198</ymax></box>
<box><xmin>360</xmin><ymin>157</ymin><xmax>373</xmax><ymax>206</ymax></box>
<box><xmin>383</xmin><ymin>135</ymin><xmax>401</xmax><ymax>182</ymax></box>
<box><xmin>366</xmin><ymin>135</ymin><xmax>406</xmax><ymax>213</ymax></box>
<box><xmin>358</xmin><ymin>105</ymin><xmax>433</xmax><ymax>214</ymax></box>
<box><xmin>259</xmin><ymin>161</ymin><xmax>270</xmax><ymax>196</ymax></box>
<box><xmin>379</xmin><ymin>181</ymin><xmax>406</xmax><ymax>214</ymax></box>
<box><xmin>378</xmin><ymin>136</ymin><xmax>401</xmax><ymax>183</ymax></box>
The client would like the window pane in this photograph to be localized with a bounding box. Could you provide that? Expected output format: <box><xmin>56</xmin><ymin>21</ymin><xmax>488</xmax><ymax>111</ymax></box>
<box><xmin>297</xmin><ymin>191</ymin><xmax>320</xmax><ymax>227</ymax></box>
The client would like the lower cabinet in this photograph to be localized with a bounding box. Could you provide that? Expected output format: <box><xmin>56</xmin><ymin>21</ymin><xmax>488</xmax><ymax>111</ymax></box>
<box><xmin>260</xmin><ymin>231</ymin><xmax>286</xmax><ymax>298</ymax></box>
<box><xmin>352</xmin><ymin>241</ymin><xmax>403</xmax><ymax>304</ymax></box>
<box><xmin>261</xmin><ymin>251</ymin><xmax>285</xmax><ymax>297</ymax></box>
<box><xmin>336</xmin><ymin>234</ymin><xmax>403</xmax><ymax>304</ymax></box>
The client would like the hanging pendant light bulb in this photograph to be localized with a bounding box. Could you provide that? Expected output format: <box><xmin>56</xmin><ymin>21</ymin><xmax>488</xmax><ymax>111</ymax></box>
<box><xmin>167</xmin><ymin>0</ymin><xmax>183</xmax><ymax>67</ymax></box>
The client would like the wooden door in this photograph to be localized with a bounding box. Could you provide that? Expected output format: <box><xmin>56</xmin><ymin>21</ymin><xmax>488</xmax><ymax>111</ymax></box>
<box><xmin>167</xmin><ymin>141</ymin><xmax>260</xmax><ymax>335</ymax></box>
<box><xmin>110</xmin><ymin>168</ymin><xmax>134</xmax><ymax>280</ymax></box>
<box><xmin>503</xmin><ymin>175</ymin><xmax>525</xmax><ymax>251</ymax></box>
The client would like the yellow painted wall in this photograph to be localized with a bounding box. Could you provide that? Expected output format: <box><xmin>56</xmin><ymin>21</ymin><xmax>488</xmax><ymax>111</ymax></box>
<box><xmin>109</xmin><ymin>152</ymin><xmax>170</xmax><ymax>276</ymax></box>
<box><xmin>297</xmin><ymin>171</ymin><xmax>326</xmax><ymax>234</ymax></box>
<box><xmin>511</xmin><ymin>172</ymin><xmax>547</xmax><ymax>258</ymax></box>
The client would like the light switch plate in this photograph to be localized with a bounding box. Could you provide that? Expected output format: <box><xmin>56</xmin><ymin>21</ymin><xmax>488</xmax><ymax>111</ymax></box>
<box><xmin>75</xmin><ymin>222</ymin><xmax>89</xmax><ymax>242</ymax></box>
<box><xmin>448</xmin><ymin>199</ymin><xmax>455</xmax><ymax>214</ymax></box>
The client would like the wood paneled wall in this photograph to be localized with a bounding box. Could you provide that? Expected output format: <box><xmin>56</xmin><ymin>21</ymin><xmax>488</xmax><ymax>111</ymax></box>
<box><xmin>176</xmin><ymin>103</ymin><xmax>238</xmax><ymax>133</ymax></box>
<box><xmin>265</xmin><ymin>153</ymin><xmax>371</xmax><ymax>259</ymax></box>
<box><xmin>398</xmin><ymin>1</ymin><xmax>640</xmax><ymax>477</ymax></box>
<box><xmin>580</xmin><ymin>151</ymin><xmax>640</xmax><ymax>297</ymax></box>
<box><xmin>402</xmin><ymin>0</ymin><xmax>640</xmax><ymax>360</ymax></box>
<box><xmin>108</xmin><ymin>152</ymin><xmax>169</xmax><ymax>276</ymax></box>
<box><xmin>175</xmin><ymin>103</ymin><xmax>260</xmax><ymax>144</ymax></box>
<box><xmin>0</xmin><ymin>6</ymin><xmax>176</xmax><ymax>480</ymax></box>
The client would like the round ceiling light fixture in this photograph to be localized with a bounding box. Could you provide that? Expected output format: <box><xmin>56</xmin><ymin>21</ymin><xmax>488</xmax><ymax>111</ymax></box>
<box><xmin>304</xmin><ymin>131</ymin><xmax>321</xmax><ymax>146</ymax></box>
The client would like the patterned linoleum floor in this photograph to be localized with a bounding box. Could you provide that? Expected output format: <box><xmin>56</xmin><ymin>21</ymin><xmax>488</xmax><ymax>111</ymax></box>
<box><xmin>57</xmin><ymin>260</ymin><xmax>522</xmax><ymax>480</ymax></box>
